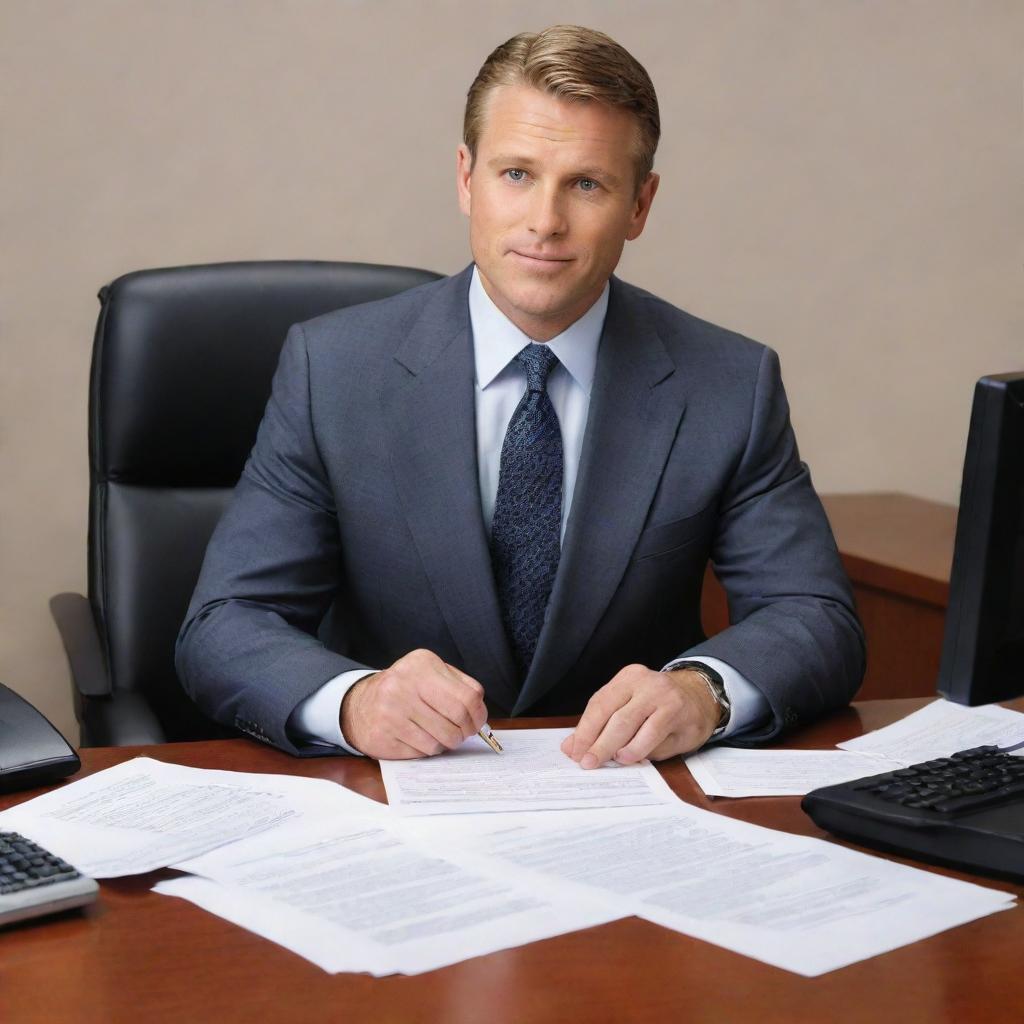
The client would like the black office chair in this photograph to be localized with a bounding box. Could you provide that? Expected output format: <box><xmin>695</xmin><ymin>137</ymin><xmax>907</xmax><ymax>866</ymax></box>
<box><xmin>51</xmin><ymin>261</ymin><xmax>443</xmax><ymax>747</ymax></box>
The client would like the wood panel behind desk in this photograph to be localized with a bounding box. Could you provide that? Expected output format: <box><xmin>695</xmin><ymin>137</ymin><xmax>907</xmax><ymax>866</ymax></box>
<box><xmin>701</xmin><ymin>492</ymin><xmax>957</xmax><ymax>699</ymax></box>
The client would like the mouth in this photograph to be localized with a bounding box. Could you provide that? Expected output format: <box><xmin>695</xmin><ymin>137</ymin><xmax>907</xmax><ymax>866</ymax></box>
<box><xmin>509</xmin><ymin>250</ymin><xmax>574</xmax><ymax>268</ymax></box>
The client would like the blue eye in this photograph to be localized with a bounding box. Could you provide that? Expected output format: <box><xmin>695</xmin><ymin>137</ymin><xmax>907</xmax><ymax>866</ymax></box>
<box><xmin>506</xmin><ymin>168</ymin><xmax>527</xmax><ymax>182</ymax></box>
<box><xmin>578</xmin><ymin>178</ymin><xmax>598</xmax><ymax>192</ymax></box>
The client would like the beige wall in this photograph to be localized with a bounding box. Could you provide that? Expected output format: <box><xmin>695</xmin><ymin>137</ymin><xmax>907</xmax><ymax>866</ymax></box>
<box><xmin>2</xmin><ymin>1</ymin><xmax>1021</xmax><ymax>739</ymax></box>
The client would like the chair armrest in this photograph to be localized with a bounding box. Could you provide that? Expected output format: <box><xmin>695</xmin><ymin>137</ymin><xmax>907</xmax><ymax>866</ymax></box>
<box><xmin>50</xmin><ymin>594</ymin><xmax>169</xmax><ymax>746</ymax></box>
<box><xmin>49</xmin><ymin>592</ymin><xmax>110</xmax><ymax>698</ymax></box>
<box><xmin>80</xmin><ymin>691</ymin><xmax>168</xmax><ymax>747</ymax></box>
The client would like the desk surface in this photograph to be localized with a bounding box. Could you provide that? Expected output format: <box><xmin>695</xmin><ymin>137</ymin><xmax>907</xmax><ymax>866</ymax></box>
<box><xmin>2</xmin><ymin>700</ymin><xmax>1021</xmax><ymax>1024</ymax></box>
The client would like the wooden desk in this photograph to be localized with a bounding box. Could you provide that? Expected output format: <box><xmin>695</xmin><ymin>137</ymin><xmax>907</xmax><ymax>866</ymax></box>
<box><xmin>2</xmin><ymin>703</ymin><xmax>1020</xmax><ymax>1024</ymax></box>
<box><xmin>702</xmin><ymin>493</ymin><xmax>958</xmax><ymax>699</ymax></box>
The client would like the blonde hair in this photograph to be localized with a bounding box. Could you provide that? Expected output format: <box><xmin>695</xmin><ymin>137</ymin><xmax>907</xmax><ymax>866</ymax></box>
<box><xmin>464</xmin><ymin>25</ymin><xmax>660</xmax><ymax>191</ymax></box>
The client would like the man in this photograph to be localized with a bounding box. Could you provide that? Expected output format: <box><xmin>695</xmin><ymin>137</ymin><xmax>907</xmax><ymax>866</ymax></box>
<box><xmin>176</xmin><ymin>25</ymin><xmax>864</xmax><ymax>766</ymax></box>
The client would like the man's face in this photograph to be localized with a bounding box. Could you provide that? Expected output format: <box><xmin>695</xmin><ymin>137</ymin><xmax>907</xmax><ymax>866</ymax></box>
<box><xmin>457</xmin><ymin>83</ymin><xmax>659</xmax><ymax>341</ymax></box>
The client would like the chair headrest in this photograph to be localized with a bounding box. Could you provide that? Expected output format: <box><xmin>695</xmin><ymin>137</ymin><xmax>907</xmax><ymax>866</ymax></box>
<box><xmin>92</xmin><ymin>260</ymin><xmax>441</xmax><ymax>486</ymax></box>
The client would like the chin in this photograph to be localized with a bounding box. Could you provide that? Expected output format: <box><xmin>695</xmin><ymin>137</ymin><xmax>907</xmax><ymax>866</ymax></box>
<box><xmin>505</xmin><ymin>276</ymin><xmax>575</xmax><ymax>308</ymax></box>
<box><xmin>508</xmin><ymin>291</ymin><xmax>571</xmax><ymax>323</ymax></box>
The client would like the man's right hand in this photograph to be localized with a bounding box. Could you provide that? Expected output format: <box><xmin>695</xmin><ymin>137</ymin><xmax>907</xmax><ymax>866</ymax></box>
<box><xmin>340</xmin><ymin>649</ymin><xmax>488</xmax><ymax>759</ymax></box>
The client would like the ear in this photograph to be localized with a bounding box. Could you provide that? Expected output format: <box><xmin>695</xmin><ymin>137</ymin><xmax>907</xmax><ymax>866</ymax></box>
<box><xmin>626</xmin><ymin>172</ymin><xmax>660</xmax><ymax>242</ymax></box>
<box><xmin>456</xmin><ymin>144</ymin><xmax>473</xmax><ymax>217</ymax></box>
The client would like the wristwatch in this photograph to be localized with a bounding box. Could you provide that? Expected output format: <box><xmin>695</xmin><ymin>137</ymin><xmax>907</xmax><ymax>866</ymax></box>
<box><xmin>670</xmin><ymin>661</ymin><xmax>731</xmax><ymax>738</ymax></box>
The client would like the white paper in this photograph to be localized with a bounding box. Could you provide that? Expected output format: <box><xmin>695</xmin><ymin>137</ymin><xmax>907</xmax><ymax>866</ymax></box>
<box><xmin>684</xmin><ymin>748</ymin><xmax>899</xmax><ymax>796</ymax></box>
<box><xmin>380</xmin><ymin>728</ymin><xmax>678</xmax><ymax>815</ymax></box>
<box><xmin>415</xmin><ymin>804</ymin><xmax>1016</xmax><ymax>977</ymax></box>
<box><xmin>839</xmin><ymin>699</ymin><xmax>1024</xmax><ymax>763</ymax></box>
<box><xmin>161</xmin><ymin>816</ymin><xmax>622</xmax><ymax>975</ymax></box>
<box><xmin>0</xmin><ymin>757</ymin><xmax>383</xmax><ymax>877</ymax></box>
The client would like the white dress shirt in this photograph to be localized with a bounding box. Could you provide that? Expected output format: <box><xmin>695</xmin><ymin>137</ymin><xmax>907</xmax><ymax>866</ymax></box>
<box><xmin>289</xmin><ymin>268</ymin><xmax>767</xmax><ymax>752</ymax></box>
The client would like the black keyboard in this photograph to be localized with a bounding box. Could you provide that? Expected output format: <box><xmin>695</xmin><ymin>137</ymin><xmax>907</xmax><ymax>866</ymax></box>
<box><xmin>802</xmin><ymin>746</ymin><xmax>1024</xmax><ymax>881</ymax></box>
<box><xmin>0</xmin><ymin>831</ymin><xmax>98</xmax><ymax>927</ymax></box>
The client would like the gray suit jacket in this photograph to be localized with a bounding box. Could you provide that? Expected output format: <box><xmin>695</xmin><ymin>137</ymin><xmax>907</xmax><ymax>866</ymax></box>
<box><xmin>176</xmin><ymin>266</ymin><xmax>864</xmax><ymax>755</ymax></box>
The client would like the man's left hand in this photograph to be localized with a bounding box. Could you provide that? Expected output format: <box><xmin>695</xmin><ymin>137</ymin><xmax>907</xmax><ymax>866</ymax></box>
<box><xmin>560</xmin><ymin>665</ymin><xmax>722</xmax><ymax>767</ymax></box>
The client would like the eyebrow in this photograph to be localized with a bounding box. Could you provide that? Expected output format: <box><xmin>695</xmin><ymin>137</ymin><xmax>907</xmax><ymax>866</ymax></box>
<box><xmin>484</xmin><ymin>154</ymin><xmax>624</xmax><ymax>189</ymax></box>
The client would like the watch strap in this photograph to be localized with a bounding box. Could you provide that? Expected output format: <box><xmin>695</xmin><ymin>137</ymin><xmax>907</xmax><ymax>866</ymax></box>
<box><xmin>669</xmin><ymin>661</ymin><xmax>731</xmax><ymax>737</ymax></box>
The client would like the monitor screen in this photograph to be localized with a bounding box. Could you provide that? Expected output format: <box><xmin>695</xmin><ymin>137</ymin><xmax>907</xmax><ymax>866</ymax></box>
<box><xmin>937</xmin><ymin>372</ymin><xmax>1024</xmax><ymax>705</ymax></box>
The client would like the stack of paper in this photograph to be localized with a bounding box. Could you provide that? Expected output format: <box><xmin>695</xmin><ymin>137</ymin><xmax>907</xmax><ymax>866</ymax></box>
<box><xmin>380</xmin><ymin>727</ymin><xmax>677</xmax><ymax>815</ymax></box>
<box><xmin>838</xmin><ymin>699</ymin><xmax>1024</xmax><ymax>762</ymax></box>
<box><xmin>684</xmin><ymin>699</ymin><xmax>1024</xmax><ymax>798</ymax></box>
<box><xmin>0</xmin><ymin>757</ymin><xmax>384</xmax><ymax>877</ymax></box>
<box><xmin>158</xmin><ymin>816</ymin><xmax>620</xmax><ymax>976</ymax></box>
<box><xmin>405</xmin><ymin>803</ymin><xmax>1015</xmax><ymax>977</ymax></box>
<box><xmin>0</xmin><ymin>718</ymin><xmax>1017</xmax><ymax>978</ymax></box>
<box><xmin>684</xmin><ymin>748</ymin><xmax>897</xmax><ymax>797</ymax></box>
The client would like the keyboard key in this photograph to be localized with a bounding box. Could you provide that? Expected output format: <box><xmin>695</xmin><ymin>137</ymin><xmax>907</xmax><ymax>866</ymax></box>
<box><xmin>0</xmin><ymin>831</ymin><xmax>97</xmax><ymax>927</ymax></box>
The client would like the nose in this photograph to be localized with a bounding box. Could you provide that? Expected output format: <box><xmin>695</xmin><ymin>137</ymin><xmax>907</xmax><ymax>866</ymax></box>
<box><xmin>527</xmin><ymin>184</ymin><xmax>567</xmax><ymax>241</ymax></box>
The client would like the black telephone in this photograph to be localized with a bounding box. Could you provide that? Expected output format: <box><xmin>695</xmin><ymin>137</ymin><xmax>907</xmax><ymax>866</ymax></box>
<box><xmin>0</xmin><ymin>683</ymin><xmax>80</xmax><ymax>793</ymax></box>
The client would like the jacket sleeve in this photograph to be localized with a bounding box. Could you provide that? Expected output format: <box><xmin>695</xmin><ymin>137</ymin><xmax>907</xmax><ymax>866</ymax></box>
<box><xmin>681</xmin><ymin>346</ymin><xmax>866</xmax><ymax>743</ymax></box>
<box><xmin>176</xmin><ymin>323</ymin><xmax>366</xmax><ymax>756</ymax></box>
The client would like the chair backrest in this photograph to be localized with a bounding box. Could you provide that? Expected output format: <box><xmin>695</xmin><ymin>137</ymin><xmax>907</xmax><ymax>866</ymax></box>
<box><xmin>89</xmin><ymin>260</ymin><xmax>443</xmax><ymax>740</ymax></box>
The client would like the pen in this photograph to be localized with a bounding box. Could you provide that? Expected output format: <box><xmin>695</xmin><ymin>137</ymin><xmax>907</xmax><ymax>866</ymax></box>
<box><xmin>478</xmin><ymin>725</ymin><xmax>503</xmax><ymax>753</ymax></box>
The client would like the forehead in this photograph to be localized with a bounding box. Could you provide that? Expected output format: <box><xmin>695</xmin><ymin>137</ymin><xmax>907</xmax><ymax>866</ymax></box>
<box><xmin>476</xmin><ymin>83</ymin><xmax>638</xmax><ymax>163</ymax></box>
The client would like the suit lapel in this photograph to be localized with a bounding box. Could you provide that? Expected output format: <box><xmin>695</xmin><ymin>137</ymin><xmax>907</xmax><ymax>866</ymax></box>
<box><xmin>381</xmin><ymin>268</ymin><xmax>520</xmax><ymax>713</ymax></box>
<box><xmin>514</xmin><ymin>278</ymin><xmax>686</xmax><ymax>714</ymax></box>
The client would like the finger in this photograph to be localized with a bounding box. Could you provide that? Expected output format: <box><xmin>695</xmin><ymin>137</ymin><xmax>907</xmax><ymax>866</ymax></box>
<box><xmin>560</xmin><ymin>735</ymin><xmax>574</xmax><ymax>757</ymax></box>
<box><xmin>647</xmin><ymin>717</ymin><xmax>714</xmax><ymax>761</ymax></box>
<box><xmin>407</xmin><ymin>700</ymin><xmax>470</xmax><ymax>752</ymax></box>
<box><xmin>420</xmin><ymin>667</ymin><xmax>487</xmax><ymax>733</ymax></box>
<box><xmin>570</xmin><ymin>686</ymin><xmax>631</xmax><ymax>762</ymax></box>
<box><xmin>580</xmin><ymin>702</ymin><xmax>653</xmax><ymax>769</ymax></box>
<box><xmin>422</xmin><ymin>682</ymin><xmax>487</xmax><ymax>739</ymax></box>
<box><xmin>394</xmin><ymin>717</ymin><xmax>448</xmax><ymax>757</ymax></box>
<box><xmin>442</xmin><ymin>662</ymin><xmax>486</xmax><ymax>698</ymax></box>
<box><xmin>379</xmin><ymin>738</ymin><xmax>431</xmax><ymax>760</ymax></box>
<box><xmin>613</xmin><ymin>711</ymin><xmax>675</xmax><ymax>765</ymax></box>
<box><xmin>645</xmin><ymin>734</ymin><xmax>692</xmax><ymax>762</ymax></box>
<box><xmin>439</xmin><ymin>664</ymin><xmax>489</xmax><ymax>718</ymax></box>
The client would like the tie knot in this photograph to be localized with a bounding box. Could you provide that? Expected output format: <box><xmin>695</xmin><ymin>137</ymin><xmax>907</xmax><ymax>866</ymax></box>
<box><xmin>516</xmin><ymin>344</ymin><xmax>559</xmax><ymax>393</ymax></box>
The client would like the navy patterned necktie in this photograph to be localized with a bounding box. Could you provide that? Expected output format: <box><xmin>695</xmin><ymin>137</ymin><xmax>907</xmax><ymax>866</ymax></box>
<box><xmin>490</xmin><ymin>343</ymin><xmax>564</xmax><ymax>677</ymax></box>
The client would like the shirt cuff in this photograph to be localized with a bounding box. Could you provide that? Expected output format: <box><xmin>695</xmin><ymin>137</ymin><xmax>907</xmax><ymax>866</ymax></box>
<box><xmin>661</xmin><ymin>655</ymin><xmax>769</xmax><ymax>740</ymax></box>
<box><xmin>286</xmin><ymin>669</ymin><xmax>377</xmax><ymax>755</ymax></box>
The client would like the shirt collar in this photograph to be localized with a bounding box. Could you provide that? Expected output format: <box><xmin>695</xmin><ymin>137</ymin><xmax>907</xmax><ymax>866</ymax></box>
<box><xmin>469</xmin><ymin>266</ymin><xmax>607</xmax><ymax>395</ymax></box>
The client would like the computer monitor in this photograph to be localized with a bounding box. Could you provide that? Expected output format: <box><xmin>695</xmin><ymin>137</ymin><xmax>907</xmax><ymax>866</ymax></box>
<box><xmin>937</xmin><ymin>372</ymin><xmax>1024</xmax><ymax>705</ymax></box>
